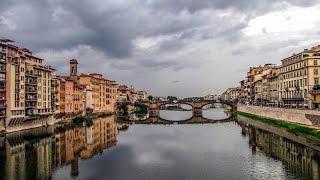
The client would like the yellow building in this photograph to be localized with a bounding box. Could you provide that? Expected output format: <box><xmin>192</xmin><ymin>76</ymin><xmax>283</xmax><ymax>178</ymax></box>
<box><xmin>240</xmin><ymin>64</ymin><xmax>274</xmax><ymax>103</ymax></box>
<box><xmin>106</xmin><ymin>80</ymin><xmax>118</xmax><ymax>112</ymax></box>
<box><xmin>221</xmin><ymin>87</ymin><xmax>241</xmax><ymax>101</ymax></box>
<box><xmin>279</xmin><ymin>45</ymin><xmax>320</xmax><ymax>108</ymax></box>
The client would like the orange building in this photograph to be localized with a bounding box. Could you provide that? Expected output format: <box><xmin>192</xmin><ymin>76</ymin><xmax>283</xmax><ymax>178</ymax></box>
<box><xmin>54</xmin><ymin>76</ymin><xmax>85</xmax><ymax>116</ymax></box>
<box><xmin>69</xmin><ymin>60</ymin><xmax>118</xmax><ymax>113</ymax></box>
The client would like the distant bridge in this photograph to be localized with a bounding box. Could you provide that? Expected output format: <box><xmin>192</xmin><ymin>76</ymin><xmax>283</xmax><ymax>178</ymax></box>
<box><xmin>135</xmin><ymin>114</ymin><xmax>236</xmax><ymax>125</ymax></box>
<box><xmin>143</xmin><ymin>100</ymin><xmax>237</xmax><ymax>118</ymax></box>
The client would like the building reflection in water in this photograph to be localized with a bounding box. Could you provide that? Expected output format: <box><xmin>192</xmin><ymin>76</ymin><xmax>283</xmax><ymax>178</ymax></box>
<box><xmin>0</xmin><ymin>116</ymin><xmax>117</xmax><ymax>180</ymax></box>
<box><xmin>239</xmin><ymin>118</ymin><xmax>320</xmax><ymax>179</ymax></box>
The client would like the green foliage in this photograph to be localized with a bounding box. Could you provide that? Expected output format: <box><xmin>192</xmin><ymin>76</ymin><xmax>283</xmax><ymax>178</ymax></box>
<box><xmin>98</xmin><ymin>112</ymin><xmax>113</xmax><ymax>118</ymax></box>
<box><xmin>147</xmin><ymin>95</ymin><xmax>153</xmax><ymax>101</ymax></box>
<box><xmin>72</xmin><ymin>115</ymin><xmax>93</xmax><ymax>126</ymax></box>
<box><xmin>167</xmin><ymin>96</ymin><xmax>178</xmax><ymax>102</ymax></box>
<box><xmin>313</xmin><ymin>85</ymin><xmax>320</xmax><ymax>90</ymax></box>
<box><xmin>26</xmin><ymin>113</ymin><xmax>40</xmax><ymax>120</ymax></box>
<box><xmin>236</xmin><ymin>111</ymin><xmax>320</xmax><ymax>140</ymax></box>
<box><xmin>118</xmin><ymin>102</ymin><xmax>129</xmax><ymax>117</ymax></box>
<box><xmin>135</xmin><ymin>101</ymin><xmax>148</xmax><ymax>115</ymax></box>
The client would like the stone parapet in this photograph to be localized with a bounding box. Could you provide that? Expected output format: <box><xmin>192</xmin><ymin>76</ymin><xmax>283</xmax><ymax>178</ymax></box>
<box><xmin>237</xmin><ymin>103</ymin><xmax>320</xmax><ymax>127</ymax></box>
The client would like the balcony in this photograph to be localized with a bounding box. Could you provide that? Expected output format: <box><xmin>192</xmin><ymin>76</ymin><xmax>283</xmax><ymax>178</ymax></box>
<box><xmin>25</xmin><ymin>80</ymin><xmax>37</xmax><ymax>85</ymax></box>
<box><xmin>281</xmin><ymin>98</ymin><xmax>305</xmax><ymax>102</ymax></box>
<box><xmin>25</xmin><ymin>98</ymin><xmax>37</xmax><ymax>102</ymax></box>
<box><xmin>26</xmin><ymin>104</ymin><xmax>36</xmax><ymax>108</ymax></box>
<box><xmin>0</xmin><ymin>103</ymin><xmax>6</xmax><ymax>109</ymax></box>
<box><xmin>0</xmin><ymin>58</ymin><xmax>5</xmax><ymax>64</ymax></box>
<box><xmin>25</xmin><ymin>72</ymin><xmax>38</xmax><ymax>77</ymax></box>
<box><xmin>0</xmin><ymin>112</ymin><xmax>5</xmax><ymax>118</ymax></box>
<box><xmin>25</xmin><ymin>88</ymin><xmax>37</xmax><ymax>93</ymax></box>
<box><xmin>310</xmin><ymin>89</ymin><xmax>320</xmax><ymax>94</ymax></box>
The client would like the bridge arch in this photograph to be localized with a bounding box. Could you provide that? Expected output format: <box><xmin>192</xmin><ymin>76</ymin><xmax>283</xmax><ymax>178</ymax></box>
<box><xmin>201</xmin><ymin>102</ymin><xmax>234</xmax><ymax>110</ymax></box>
<box><xmin>142</xmin><ymin>100</ymin><xmax>236</xmax><ymax>118</ymax></box>
<box><xmin>158</xmin><ymin>102</ymin><xmax>193</xmax><ymax>110</ymax></box>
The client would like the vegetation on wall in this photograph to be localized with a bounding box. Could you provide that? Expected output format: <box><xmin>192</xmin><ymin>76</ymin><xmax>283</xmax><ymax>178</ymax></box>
<box><xmin>236</xmin><ymin>111</ymin><xmax>320</xmax><ymax>141</ymax></box>
<box><xmin>72</xmin><ymin>115</ymin><xmax>93</xmax><ymax>126</ymax></box>
<box><xmin>98</xmin><ymin>112</ymin><xmax>114</xmax><ymax>118</ymax></box>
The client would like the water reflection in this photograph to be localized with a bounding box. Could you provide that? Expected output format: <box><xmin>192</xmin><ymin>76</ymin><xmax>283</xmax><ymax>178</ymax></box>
<box><xmin>2</xmin><ymin>113</ymin><xmax>320</xmax><ymax>179</ymax></box>
<box><xmin>0</xmin><ymin>116</ymin><xmax>117</xmax><ymax>180</ymax></box>
<box><xmin>159</xmin><ymin>106</ymin><xmax>231</xmax><ymax>121</ymax></box>
<box><xmin>238</xmin><ymin>115</ymin><xmax>320</xmax><ymax>179</ymax></box>
<box><xmin>159</xmin><ymin>110</ymin><xmax>193</xmax><ymax>121</ymax></box>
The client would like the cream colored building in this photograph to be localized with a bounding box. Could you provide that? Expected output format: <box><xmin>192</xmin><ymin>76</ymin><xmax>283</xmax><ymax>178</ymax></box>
<box><xmin>137</xmin><ymin>90</ymin><xmax>148</xmax><ymax>101</ymax></box>
<box><xmin>278</xmin><ymin>45</ymin><xmax>320</xmax><ymax>108</ymax></box>
<box><xmin>1</xmin><ymin>39</ymin><xmax>55</xmax><ymax>130</ymax></box>
<box><xmin>221</xmin><ymin>87</ymin><xmax>241</xmax><ymax>101</ymax></box>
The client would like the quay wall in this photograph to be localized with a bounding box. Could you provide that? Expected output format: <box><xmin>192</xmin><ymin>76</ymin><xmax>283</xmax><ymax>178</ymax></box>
<box><xmin>2</xmin><ymin>111</ymin><xmax>116</xmax><ymax>133</ymax></box>
<box><xmin>237</xmin><ymin>103</ymin><xmax>320</xmax><ymax>127</ymax></box>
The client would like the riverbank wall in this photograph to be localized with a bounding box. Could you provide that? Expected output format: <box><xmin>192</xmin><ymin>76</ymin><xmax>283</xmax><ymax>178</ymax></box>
<box><xmin>2</xmin><ymin>111</ymin><xmax>116</xmax><ymax>134</ymax></box>
<box><xmin>237</xmin><ymin>103</ymin><xmax>320</xmax><ymax>127</ymax></box>
<box><xmin>237</xmin><ymin>115</ymin><xmax>320</xmax><ymax>151</ymax></box>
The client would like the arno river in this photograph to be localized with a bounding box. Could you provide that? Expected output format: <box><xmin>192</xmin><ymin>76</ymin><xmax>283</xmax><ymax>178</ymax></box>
<box><xmin>1</xmin><ymin>105</ymin><xmax>320</xmax><ymax>180</ymax></box>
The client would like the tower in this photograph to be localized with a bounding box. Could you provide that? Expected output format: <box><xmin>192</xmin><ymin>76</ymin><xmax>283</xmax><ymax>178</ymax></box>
<box><xmin>69</xmin><ymin>59</ymin><xmax>78</xmax><ymax>80</ymax></box>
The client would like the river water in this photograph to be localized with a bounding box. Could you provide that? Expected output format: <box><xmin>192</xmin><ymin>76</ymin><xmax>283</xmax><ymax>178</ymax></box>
<box><xmin>1</xmin><ymin>106</ymin><xmax>320</xmax><ymax>180</ymax></box>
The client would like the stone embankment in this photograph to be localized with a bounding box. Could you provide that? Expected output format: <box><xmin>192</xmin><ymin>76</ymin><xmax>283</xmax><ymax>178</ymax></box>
<box><xmin>237</xmin><ymin>103</ymin><xmax>320</xmax><ymax>127</ymax></box>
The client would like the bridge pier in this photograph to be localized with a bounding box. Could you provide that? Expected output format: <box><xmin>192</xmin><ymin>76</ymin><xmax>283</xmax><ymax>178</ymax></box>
<box><xmin>193</xmin><ymin>108</ymin><xmax>203</xmax><ymax>117</ymax></box>
<box><xmin>149</xmin><ymin>109</ymin><xmax>159</xmax><ymax>117</ymax></box>
<box><xmin>144</xmin><ymin>100</ymin><xmax>236</xmax><ymax>119</ymax></box>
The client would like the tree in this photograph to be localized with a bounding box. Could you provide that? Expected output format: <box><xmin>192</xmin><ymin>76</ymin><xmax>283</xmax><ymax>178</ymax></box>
<box><xmin>147</xmin><ymin>95</ymin><xmax>153</xmax><ymax>101</ymax></box>
<box><xmin>167</xmin><ymin>96</ymin><xmax>178</xmax><ymax>102</ymax></box>
<box><xmin>134</xmin><ymin>101</ymin><xmax>148</xmax><ymax>115</ymax></box>
<box><xmin>118</xmin><ymin>102</ymin><xmax>129</xmax><ymax>117</ymax></box>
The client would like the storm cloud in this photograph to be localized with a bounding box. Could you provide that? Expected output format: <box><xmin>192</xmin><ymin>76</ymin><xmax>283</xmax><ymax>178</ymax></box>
<box><xmin>1</xmin><ymin>0</ymin><xmax>320</xmax><ymax>97</ymax></box>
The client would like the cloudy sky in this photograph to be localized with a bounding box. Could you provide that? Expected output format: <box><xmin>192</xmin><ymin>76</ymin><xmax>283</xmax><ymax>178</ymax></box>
<box><xmin>1</xmin><ymin>0</ymin><xmax>320</xmax><ymax>97</ymax></box>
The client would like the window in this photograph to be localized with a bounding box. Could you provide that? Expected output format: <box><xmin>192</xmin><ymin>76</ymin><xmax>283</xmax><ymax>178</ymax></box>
<box><xmin>314</xmin><ymin>69</ymin><xmax>318</xmax><ymax>75</ymax></box>
<box><xmin>314</xmin><ymin>60</ymin><xmax>318</xmax><ymax>65</ymax></box>
<box><xmin>315</xmin><ymin>78</ymin><xmax>319</xmax><ymax>85</ymax></box>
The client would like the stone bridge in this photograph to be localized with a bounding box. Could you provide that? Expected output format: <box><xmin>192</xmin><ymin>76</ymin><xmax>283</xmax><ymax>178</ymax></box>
<box><xmin>135</xmin><ymin>114</ymin><xmax>236</xmax><ymax>124</ymax></box>
<box><xmin>143</xmin><ymin>100</ymin><xmax>237</xmax><ymax>117</ymax></box>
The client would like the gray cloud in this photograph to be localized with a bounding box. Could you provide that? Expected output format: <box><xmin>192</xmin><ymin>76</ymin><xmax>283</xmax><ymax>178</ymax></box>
<box><xmin>1</xmin><ymin>0</ymin><xmax>316</xmax><ymax>58</ymax></box>
<box><xmin>1</xmin><ymin>0</ymin><xmax>320</xmax><ymax>96</ymax></box>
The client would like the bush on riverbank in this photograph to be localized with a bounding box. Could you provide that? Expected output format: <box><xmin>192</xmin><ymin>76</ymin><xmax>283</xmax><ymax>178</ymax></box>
<box><xmin>98</xmin><ymin>112</ymin><xmax>114</xmax><ymax>118</ymax></box>
<box><xmin>72</xmin><ymin>115</ymin><xmax>93</xmax><ymax>126</ymax></box>
<box><xmin>134</xmin><ymin>101</ymin><xmax>148</xmax><ymax>118</ymax></box>
<box><xmin>236</xmin><ymin>111</ymin><xmax>320</xmax><ymax>140</ymax></box>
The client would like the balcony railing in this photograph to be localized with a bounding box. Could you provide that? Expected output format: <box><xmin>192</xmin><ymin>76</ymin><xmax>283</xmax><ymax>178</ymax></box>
<box><xmin>0</xmin><ymin>103</ymin><xmax>6</xmax><ymax>109</ymax></box>
<box><xmin>25</xmin><ymin>88</ymin><xmax>37</xmax><ymax>93</ymax></box>
<box><xmin>25</xmin><ymin>80</ymin><xmax>37</xmax><ymax>85</ymax></box>
<box><xmin>310</xmin><ymin>89</ymin><xmax>320</xmax><ymax>94</ymax></box>
<box><xmin>281</xmin><ymin>98</ymin><xmax>305</xmax><ymax>101</ymax></box>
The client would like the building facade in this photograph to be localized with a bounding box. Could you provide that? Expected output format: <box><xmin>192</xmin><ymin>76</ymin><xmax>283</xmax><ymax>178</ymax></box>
<box><xmin>0</xmin><ymin>39</ymin><xmax>55</xmax><ymax>131</ymax></box>
<box><xmin>279</xmin><ymin>45</ymin><xmax>320</xmax><ymax>108</ymax></box>
<box><xmin>69</xmin><ymin>60</ymin><xmax>118</xmax><ymax>113</ymax></box>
